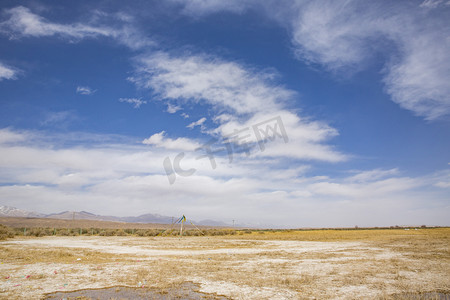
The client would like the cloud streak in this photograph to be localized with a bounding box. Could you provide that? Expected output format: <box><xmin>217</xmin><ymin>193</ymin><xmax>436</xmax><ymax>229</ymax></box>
<box><xmin>119</xmin><ymin>98</ymin><xmax>147</xmax><ymax>108</ymax></box>
<box><xmin>1</xmin><ymin>6</ymin><xmax>113</xmax><ymax>39</ymax></box>
<box><xmin>130</xmin><ymin>51</ymin><xmax>346</xmax><ymax>162</ymax></box>
<box><xmin>76</xmin><ymin>86</ymin><xmax>96</xmax><ymax>95</ymax></box>
<box><xmin>131</xmin><ymin>52</ymin><xmax>289</xmax><ymax>115</ymax></box>
<box><xmin>0</xmin><ymin>6</ymin><xmax>153</xmax><ymax>50</ymax></box>
<box><xmin>173</xmin><ymin>0</ymin><xmax>450</xmax><ymax>120</ymax></box>
<box><xmin>187</xmin><ymin>117</ymin><xmax>206</xmax><ymax>129</ymax></box>
<box><xmin>142</xmin><ymin>131</ymin><xmax>201</xmax><ymax>151</ymax></box>
<box><xmin>166</xmin><ymin>103</ymin><xmax>182</xmax><ymax>113</ymax></box>
<box><xmin>286</xmin><ymin>0</ymin><xmax>450</xmax><ymax>120</ymax></box>
<box><xmin>0</xmin><ymin>127</ymin><xmax>448</xmax><ymax>226</ymax></box>
<box><xmin>0</xmin><ymin>62</ymin><xmax>18</xmax><ymax>81</ymax></box>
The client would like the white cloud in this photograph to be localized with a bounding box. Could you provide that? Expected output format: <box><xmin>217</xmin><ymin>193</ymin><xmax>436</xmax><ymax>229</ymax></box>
<box><xmin>170</xmin><ymin>0</ymin><xmax>253</xmax><ymax>17</ymax></box>
<box><xmin>130</xmin><ymin>52</ymin><xmax>289</xmax><ymax>115</ymax></box>
<box><xmin>0</xmin><ymin>128</ymin><xmax>448</xmax><ymax>226</ymax></box>
<box><xmin>142</xmin><ymin>131</ymin><xmax>201</xmax><ymax>151</ymax></box>
<box><xmin>278</xmin><ymin>0</ymin><xmax>450</xmax><ymax>120</ymax></box>
<box><xmin>119</xmin><ymin>97</ymin><xmax>147</xmax><ymax>108</ymax></box>
<box><xmin>76</xmin><ymin>86</ymin><xmax>95</xmax><ymax>95</ymax></box>
<box><xmin>430</xmin><ymin>169</ymin><xmax>450</xmax><ymax>188</ymax></box>
<box><xmin>0</xmin><ymin>128</ymin><xmax>28</xmax><ymax>144</ymax></box>
<box><xmin>167</xmin><ymin>103</ymin><xmax>182</xmax><ymax>113</ymax></box>
<box><xmin>420</xmin><ymin>0</ymin><xmax>445</xmax><ymax>8</ymax></box>
<box><xmin>214</xmin><ymin>110</ymin><xmax>346</xmax><ymax>162</ymax></box>
<box><xmin>4</xmin><ymin>3</ymin><xmax>448</xmax><ymax>119</ymax></box>
<box><xmin>286</xmin><ymin>1</ymin><xmax>378</xmax><ymax>71</ymax></box>
<box><xmin>435</xmin><ymin>181</ymin><xmax>450</xmax><ymax>188</ymax></box>
<box><xmin>347</xmin><ymin>168</ymin><xmax>399</xmax><ymax>183</ymax></box>
<box><xmin>187</xmin><ymin>117</ymin><xmax>206</xmax><ymax>129</ymax></box>
<box><xmin>308</xmin><ymin>177</ymin><xmax>419</xmax><ymax>198</ymax></box>
<box><xmin>40</xmin><ymin>111</ymin><xmax>77</xmax><ymax>127</ymax></box>
<box><xmin>0</xmin><ymin>62</ymin><xmax>18</xmax><ymax>80</ymax></box>
<box><xmin>383</xmin><ymin>29</ymin><xmax>450</xmax><ymax>120</ymax></box>
<box><xmin>1</xmin><ymin>6</ymin><xmax>113</xmax><ymax>39</ymax></box>
<box><xmin>0</xmin><ymin>6</ymin><xmax>153</xmax><ymax>50</ymax></box>
<box><xmin>130</xmin><ymin>51</ymin><xmax>346</xmax><ymax>162</ymax></box>
<box><xmin>174</xmin><ymin>0</ymin><xmax>450</xmax><ymax>120</ymax></box>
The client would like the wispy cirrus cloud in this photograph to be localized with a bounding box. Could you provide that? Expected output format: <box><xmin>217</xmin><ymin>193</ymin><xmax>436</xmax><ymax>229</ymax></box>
<box><xmin>130</xmin><ymin>51</ymin><xmax>346</xmax><ymax>162</ymax></box>
<box><xmin>166</xmin><ymin>103</ymin><xmax>182</xmax><ymax>114</ymax></box>
<box><xmin>346</xmin><ymin>168</ymin><xmax>399</xmax><ymax>183</ymax></box>
<box><xmin>119</xmin><ymin>97</ymin><xmax>147</xmax><ymax>108</ymax></box>
<box><xmin>419</xmin><ymin>0</ymin><xmax>448</xmax><ymax>8</ymax></box>
<box><xmin>173</xmin><ymin>0</ymin><xmax>450</xmax><ymax>120</ymax></box>
<box><xmin>0</xmin><ymin>6</ymin><xmax>153</xmax><ymax>50</ymax></box>
<box><xmin>130</xmin><ymin>51</ymin><xmax>289</xmax><ymax>115</ymax></box>
<box><xmin>284</xmin><ymin>0</ymin><xmax>450</xmax><ymax>120</ymax></box>
<box><xmin>187</xmin><ymin>117</ymin><xmax>206</xmax><ymax>129</ymax></box>
<box><xmin>142</xmin><ymin>131</ymin><xmax>200</xmax><ymax>151</ymax></box>
<box><xmin>40</xmin><ymin>111</ymin><xmax>78</xmax><ymax>128</ymax></box>
<box><xmin>1</xmin><ymin>6</ymin><xmax>114</xmax><ymax>39</ymax></box>
<box><xmin>170</xmin><ymin>0</ymin><xmax>254</xmax><ymax>17</ymax></box>
<box><xmin>0</xmin><ymin>62</ymin><xmax>18</xmax><ymax>81</ymax></box>
<box><xmin>76</xmin><ymin>86</ymin><xmax>96</xmax><ymax>95</ymax></box>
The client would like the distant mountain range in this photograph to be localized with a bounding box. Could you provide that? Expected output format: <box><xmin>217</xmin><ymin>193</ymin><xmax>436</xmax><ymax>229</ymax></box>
<box><xmin>0</xmin><ymin>205</ymin><xmax>230</xmax><ymax>226</ymax></box>
<box><xmin>0</xmin><ymin>206</ymin><xmax>45</xmax><ymax>218</ymax></box>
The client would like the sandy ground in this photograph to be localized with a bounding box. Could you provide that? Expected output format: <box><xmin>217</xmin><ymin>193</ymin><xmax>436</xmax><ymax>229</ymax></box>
<box><xmin>0</xmin><ymin>236</ymin><xmax>449</xmax><ymax>299</ymax></box>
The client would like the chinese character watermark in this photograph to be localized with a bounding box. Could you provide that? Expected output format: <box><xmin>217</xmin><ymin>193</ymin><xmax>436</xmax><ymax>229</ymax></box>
<box><xmin>163</xmin><ymin>116</ymin><xmax>288</xmax><ymax>184</ymax></box>
<box><xmin>252</xmin><ymin>116</ymin><xmax>289</xmax><ymax>151</ymax></box>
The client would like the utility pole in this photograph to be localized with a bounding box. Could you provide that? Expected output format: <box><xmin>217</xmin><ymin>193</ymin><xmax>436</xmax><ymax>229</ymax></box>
<box><xmin>232</xmin><ymin>220</ymin><xmax>235</xmax><ymax>227</ymax></box>
<box><xmin>180</xmin><ymin>219</ymin><xmax>184</xmax><ymax>236</ymax></box>
<box><xmin>179</xmin><ymin>215</ymin><xmax>186</xmax><ymax>236</ymax></box>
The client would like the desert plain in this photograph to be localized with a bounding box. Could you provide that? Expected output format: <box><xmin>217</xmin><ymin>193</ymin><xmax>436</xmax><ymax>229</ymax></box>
<box><xmin>0</xmin><ymin>226</ymin><xmax>449</xmax><ymax>299</ymax></box>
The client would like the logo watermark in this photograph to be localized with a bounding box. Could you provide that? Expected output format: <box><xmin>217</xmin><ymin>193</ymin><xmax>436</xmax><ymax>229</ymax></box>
<box><xmin>163</xmin><ymin>116</ymin><xmax>288</xmax><ymax>184</ymax></box>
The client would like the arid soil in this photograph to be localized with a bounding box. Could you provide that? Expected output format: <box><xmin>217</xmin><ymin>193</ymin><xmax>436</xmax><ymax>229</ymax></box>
<box><xmin>0</xmin><ymin>229</ymin><xmax>449</xmax><ymax>299</ymax></box>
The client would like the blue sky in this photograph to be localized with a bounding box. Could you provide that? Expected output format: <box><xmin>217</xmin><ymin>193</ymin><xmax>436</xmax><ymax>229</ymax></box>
<box><xmin>0</xmin><ymin>0</ymin><xmax>449</xmax><ymax>227</ymax></box>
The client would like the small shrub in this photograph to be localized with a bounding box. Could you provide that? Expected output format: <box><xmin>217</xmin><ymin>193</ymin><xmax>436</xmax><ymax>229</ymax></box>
<box><xmin>104</xmin><ymin>229</ymin><xmax>116</xmax><ymax>236</ymax></box>
<box><xmin>116</xmin><ymin>229</ymin><xmax>127</xmax><ymax>236</ymax></box>
<box><xmin>135</xmin><ymin>229</ymin><xmax>146</xmax><ymax>237</ymax></box>
<box><xmin>145</xmin><ymin>229</ymin><xmax>160</xmax><ymax>236</ymax></box>
<box><xmin>29</xmin><ymin>228</ymin><xmax>46</xmax><ymax>237</ymax></box>
<box><xmin>0</xmin><ymin>224</ymin><xmax>15</xmax><ymax>240</ymax></box>
<box><xmin>58</xmin><ymin>229</ymin><xmax>71</xmax><ymax>236</ymax></box>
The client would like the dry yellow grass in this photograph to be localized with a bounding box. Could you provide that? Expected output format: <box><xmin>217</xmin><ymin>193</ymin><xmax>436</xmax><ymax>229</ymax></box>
<box><xmin>0</xmin><ymin>245</ymin><xmax>126</xmax><ymax>264</ymax></box>
<box><xmin>230</xmin><ymin>228</ymin><xmax>450</xmax><ymax>242</ymax></box>
<box><xmin>0</xmin><ymin>228</ymin><xmax>448</xmax><ymax>299</ymax></box>
<box><xmin>0</xmin><ymin>217</ymin><xmax>220</xmax><ymax>230</ymax></box>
